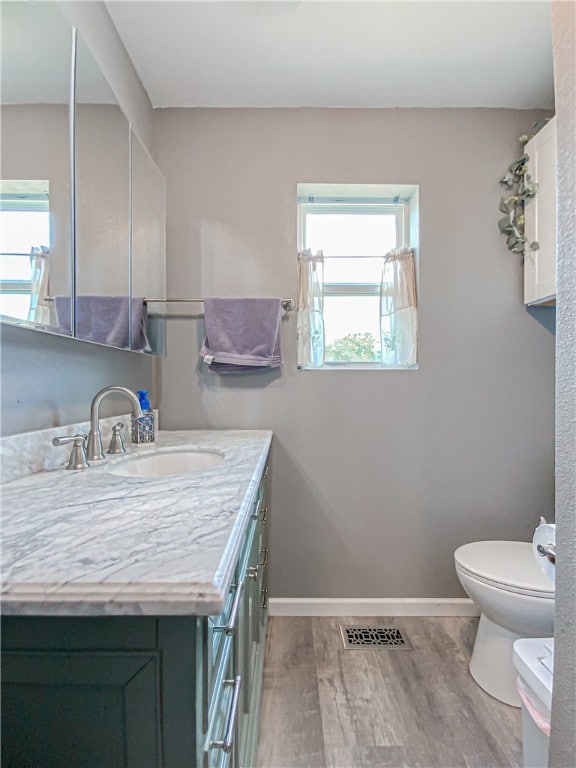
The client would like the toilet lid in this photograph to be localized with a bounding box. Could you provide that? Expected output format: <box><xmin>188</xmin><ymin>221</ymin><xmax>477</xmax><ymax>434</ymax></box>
<box><xmin>454</xmin><ymin>541</ymin><xmax>555</xmax><ymax>595</ymax></box>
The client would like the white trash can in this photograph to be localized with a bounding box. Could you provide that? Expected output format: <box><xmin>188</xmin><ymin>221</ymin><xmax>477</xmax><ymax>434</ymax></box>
<box><xmin>513</xmin><ymin>638</ymin><xmax>554</xmax><ymax>768</ymax></box>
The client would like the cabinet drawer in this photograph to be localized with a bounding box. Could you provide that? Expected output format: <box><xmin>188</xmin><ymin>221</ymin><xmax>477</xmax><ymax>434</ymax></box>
<box><xmin>206</xmin><ymin>585</ymin><xmax>236</xmax><ymax>711</ymax></box>
<box><xmin>206</xmin><ymin>511</ymin><xmax>259</xmax><ymax>720</ymax></box>
<box><xmin>204</xmin><ymin>648</ymin><xmax>241</xmax><ymax>768</ymax></box>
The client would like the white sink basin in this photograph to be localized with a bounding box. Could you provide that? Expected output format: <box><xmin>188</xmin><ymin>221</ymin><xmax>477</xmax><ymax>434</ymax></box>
<box><xmin>106</xmin><ymin>449</ymin><xmax>225</xmax><ymax>478</ymax></box>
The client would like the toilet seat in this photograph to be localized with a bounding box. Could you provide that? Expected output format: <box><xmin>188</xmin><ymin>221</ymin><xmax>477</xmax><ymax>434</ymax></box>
<box><xmin>455</xmin><ymin>541</ymin><xmax>554</xmax><ymax>599</ymax></box>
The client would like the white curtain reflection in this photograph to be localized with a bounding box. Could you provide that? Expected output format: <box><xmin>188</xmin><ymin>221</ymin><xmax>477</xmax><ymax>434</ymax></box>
<box><xmin>27</xmin><ymin>246</ymin><xmax>51</xmax><ymax>324</ymax></box>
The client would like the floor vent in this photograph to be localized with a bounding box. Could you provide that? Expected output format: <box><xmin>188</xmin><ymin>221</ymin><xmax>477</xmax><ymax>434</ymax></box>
<box><xmin>340</xmin><ymin>626</ymin><xmax>412</xmax><ymax>650</ymax></box>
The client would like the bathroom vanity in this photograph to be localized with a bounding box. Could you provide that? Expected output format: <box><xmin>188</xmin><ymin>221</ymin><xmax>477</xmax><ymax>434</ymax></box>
<box><xmin>1</xmin><ymin>429</ymin><xmax>272</xmax><ymax>768</ymax></box>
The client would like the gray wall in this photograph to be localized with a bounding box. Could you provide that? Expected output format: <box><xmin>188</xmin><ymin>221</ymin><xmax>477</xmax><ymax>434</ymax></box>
<box><xmin>0</xmin><ymin>325</ymin><xmax>153</xmax><ymax>436</ymax></box>
<box><xmin>0</xmin><ymin>2</ymin><xmax>156</xmax><ymax>437</ymax></box>
<box><xmin>549</xmin><ymin>1</ymin><xmax>576</xmax><ymax>765</ymax></box>
<box><xmin>155</xmin><ymin>107</ymin><xmax>555</xmax><ymax>598</ymax></box>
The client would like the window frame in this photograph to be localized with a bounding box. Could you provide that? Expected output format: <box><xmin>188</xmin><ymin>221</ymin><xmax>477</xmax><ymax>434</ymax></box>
<box><xmin>298</xmin><ymin>196</ymin><xmax>413</xmax><ymax>369</ymax></box>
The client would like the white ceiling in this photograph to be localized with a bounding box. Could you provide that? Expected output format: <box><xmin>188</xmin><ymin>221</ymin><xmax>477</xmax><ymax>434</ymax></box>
<box><xmin>106</xmin><ymin>0</ymin><xmax>554</xmax><ymax>109</ymax></box>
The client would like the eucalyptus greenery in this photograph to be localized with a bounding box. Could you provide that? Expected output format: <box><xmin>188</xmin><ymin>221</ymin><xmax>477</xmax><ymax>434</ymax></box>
<box><xmin>498</xmin><ymin>133</ymin><xmax>539</xmax><ymax>255</ymax></box>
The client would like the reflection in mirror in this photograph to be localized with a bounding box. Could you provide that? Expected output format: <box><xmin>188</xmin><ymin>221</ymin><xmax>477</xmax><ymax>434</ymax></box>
<box><xmin>131</xmin><ymin>132</ymin><xmax>167</xmax><ymax>354</ymax></box>
<box><xmin>0</xmin><ymin>181</ymin><xmax>50</xmax><ymax>322</ymax></box>
<box><xmin>72</xmin><ymin>34</ymin><xmax>131</xmax><ymax>349</ymax></box>
<box><xmin>0</xmin><ymin>2</ymin><xmax>72</xmax><ymax>334</ymax></box>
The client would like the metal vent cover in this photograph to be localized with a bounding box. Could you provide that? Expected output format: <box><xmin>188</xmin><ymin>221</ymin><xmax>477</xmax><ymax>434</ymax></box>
<box><xmin>340</xmin><ymin>626</ymin><xmax>412</xmax><ymax>650</ymax></box>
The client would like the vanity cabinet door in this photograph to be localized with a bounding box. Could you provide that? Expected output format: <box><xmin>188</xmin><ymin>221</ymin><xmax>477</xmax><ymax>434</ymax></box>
<box><xmin>2</xmin><ymin>616</ymin><xmax>200</xmax><ymax>768</ymax></box>
<box><xmin>2</xmin><ymin>650</ymin><xmax>161</xmax><ymax>768</ymax></box>
<box><xmin>524</xmin><ymin>117</ymin><xmax>557</xmax><ymax>305</ymax></box>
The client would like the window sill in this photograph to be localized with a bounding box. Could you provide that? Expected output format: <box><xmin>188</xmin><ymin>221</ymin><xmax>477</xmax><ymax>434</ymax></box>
<box><xmin>298</xmin><ymin>364</ymin><xmax>418</xmax><ymax>371</ymax></box>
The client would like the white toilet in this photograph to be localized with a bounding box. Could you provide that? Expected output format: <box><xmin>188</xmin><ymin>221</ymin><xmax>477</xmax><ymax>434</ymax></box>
<box><xmin>454</xmin><ymin>541</ymin><xmax>554</xmax><ymax>707</ymax></box>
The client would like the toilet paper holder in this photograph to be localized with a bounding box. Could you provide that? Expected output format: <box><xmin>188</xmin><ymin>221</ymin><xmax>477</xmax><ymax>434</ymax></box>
<box><xmin>536</xmin><ymin>543</ymin><xmax>556</xmax><ymax>565</ymax></box>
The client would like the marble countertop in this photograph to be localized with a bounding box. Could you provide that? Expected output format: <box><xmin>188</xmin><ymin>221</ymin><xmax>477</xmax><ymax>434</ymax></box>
<box><xmin>1</xmin><ymin>430</ymin><xmax>272</xmax><ymax>617</ymax></box>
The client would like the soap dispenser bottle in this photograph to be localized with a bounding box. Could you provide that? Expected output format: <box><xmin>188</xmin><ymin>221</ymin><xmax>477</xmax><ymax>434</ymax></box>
<box><xmin>131</xmin><ymin>389</ymin><xmax>155</xmax><ymax>444</ymax></box>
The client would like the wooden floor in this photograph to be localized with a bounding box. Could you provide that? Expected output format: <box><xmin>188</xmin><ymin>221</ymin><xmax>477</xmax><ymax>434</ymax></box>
<box><xmin>256</xmin><ymin>617</ymin><xmax>522</xmax><ymax>768</ymax></box>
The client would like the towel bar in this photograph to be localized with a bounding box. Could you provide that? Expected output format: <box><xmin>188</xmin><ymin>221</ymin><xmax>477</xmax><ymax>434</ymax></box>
<box><xmin>44</xmin><ymin>297</ymin><xmax>296</xmax><ymax>312</ymax></box>
<box><xmin>146</xmin><ymin>298</ymin><xmax>295</xmax><ymax>312</ymax></box>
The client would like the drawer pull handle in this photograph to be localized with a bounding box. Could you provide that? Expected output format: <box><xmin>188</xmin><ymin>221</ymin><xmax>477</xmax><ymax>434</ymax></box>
<box><xmin>264</xmin><ymin>466</ymin><xmax>269</xmax><ymax>478</ymax></box>
<box><xmin>251</xmin><ymin>497</ymin><xmax>263</xmax><ymax>521</ymax></box>
<box><xmin>260</xmin><ymin>547</ymin><xmax>269</xmax><ymax>566</ymax></box>
<box><xmin>222</xmin><ymin>579</ymin><xmax>245</xmax><ymax>636</ymax></box>
<box><xmin>260</xmin><ymin>587</ymin><xmax>269</xmax><ymax>610</ymax></box>
<box><xmin>247</xmin><ymin>565</ymin><xmax>259</xmax><ymax>581</ymax></box>
<box><xmin>211</xmin><ymin>675</ymin><xmax>242</xmax><ymax>754</ymax></box>
<box><xmin>261</xmin><ymin>506</ymin><xmax>268</xmax><ymax>524</ymax></box>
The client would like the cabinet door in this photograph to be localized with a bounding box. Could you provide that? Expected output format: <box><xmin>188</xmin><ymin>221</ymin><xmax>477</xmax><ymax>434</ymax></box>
<box><xmin>2</xmin><ymin>650</ymin><xmax>161</xmax><ymax>768</ymax></box>
<box><xmin>524</xmin><ymin>117</ymin><xmax>557</xmax><ymax>305</ymax></box>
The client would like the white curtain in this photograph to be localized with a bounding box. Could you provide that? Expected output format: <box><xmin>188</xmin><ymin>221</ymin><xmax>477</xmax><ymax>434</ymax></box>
<box><xmin>380</xmin><ymin>247</ymin><xmax>417</xmax><ymax>367</ymax></box>
<box><xmin>27</xmin><ymin>246</ymin><xmax>51</xmax><ymax>325</ymax></box>
<box><xmin>297</xmin><ymin>249</ymin><xmax>325</xmax><ymax>368</ymax></box>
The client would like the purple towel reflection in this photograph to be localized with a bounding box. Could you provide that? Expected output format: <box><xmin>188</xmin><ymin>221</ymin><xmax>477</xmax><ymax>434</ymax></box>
<box><xmin>54</xmin><ymin>296</ymin><xmax>151</xmax><ymax>351</ymax></box>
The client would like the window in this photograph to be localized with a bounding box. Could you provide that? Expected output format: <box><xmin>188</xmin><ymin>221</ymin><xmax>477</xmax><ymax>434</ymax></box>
<box><xmin>0</xmin><ymin>181</ymin><xmax>50</xmax><ymax>322</ymax></box>
<box><xmin>297</xmin><ymin>183</ymin><xmax>418</xmax><ymax>369</ymax></box>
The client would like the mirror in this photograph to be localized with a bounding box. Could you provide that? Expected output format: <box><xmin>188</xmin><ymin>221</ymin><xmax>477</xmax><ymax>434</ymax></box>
<box><xmin>131</xmin><ymin>132</ymin><xmax>167</xmax><ymax>354</ymax></box>
<box><xmin>0</xmin><ymin>2</ymin><xmax>72</xmax><ymax>334</ymax></box>
<box><xmin>71</xmin><ymin>34</ymin><xmax>131</xmax><ymax>348</ymax></box>
<box><xmin>0</xmin><ymin>3</ymin><xmax>166</xmax><ymax>355</ymax></box>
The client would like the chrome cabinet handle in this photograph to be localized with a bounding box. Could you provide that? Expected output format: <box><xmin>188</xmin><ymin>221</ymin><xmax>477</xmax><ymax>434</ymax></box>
<box><xmin>260</xmin><ymin>547</ymin><xmax>269</xmax><ymax>566</ymax></box>
<box><xmin>210</xmin><ymin>675</ymin><xmax>242</xmax><ymax>754</ymax></box>
<box><xmin>223</xmin><ymin>579</ymin><xmax>245</xmax><ymax>636</ymax></box>
<box><xmin>260</xmin><ymin>587</ymin><xmax>268</xmax><ymax>611</ymax></box>
<box><xmin>251</xmin><ymin>498</ymin><xmax>262</xmax><ymax>521</ymax></box>
<box><xmin>261</xmin><ymin>506</ymin><xmax>268</xmax><ymax>524</ymax></box>
<box><xmin>248</xmin><ymin>565</ymin><xmax>259</xmax><ymax>581</ymax></box>
<box><xmin>263</xmin><ymin>466</ymin><xmax>269</xmax><ymax>478</ymax></box>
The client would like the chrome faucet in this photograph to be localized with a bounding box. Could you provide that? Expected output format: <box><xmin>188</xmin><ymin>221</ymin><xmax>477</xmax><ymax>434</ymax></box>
<box><xmin>87</xmin><ymin>386</ymin><xmax>143</xmax><ymax>461</ymax></box>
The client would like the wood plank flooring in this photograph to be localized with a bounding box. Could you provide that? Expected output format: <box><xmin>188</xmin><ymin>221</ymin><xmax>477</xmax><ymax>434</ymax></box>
<box><xmin>256</xmin><ymin>617</ymin><xmax>522</xmax><ymax>768</ymax></box>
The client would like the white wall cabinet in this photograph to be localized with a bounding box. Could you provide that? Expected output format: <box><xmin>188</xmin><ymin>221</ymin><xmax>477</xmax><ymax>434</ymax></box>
<box><xmin>524</xmin><ymin>116</ymin><xmax>557</xmax><ymax>305</ymax></box>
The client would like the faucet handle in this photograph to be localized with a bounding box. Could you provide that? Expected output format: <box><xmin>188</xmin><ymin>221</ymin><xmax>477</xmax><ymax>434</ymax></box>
<box><xmin>52</xmin><ymin>434</ymin><xmax>90</xmax><ymax>471</ymax></box>
<box><xmin>106</xmin><ymin>423</ymin><xmax>126</xmax><ymax>455</ymax></box>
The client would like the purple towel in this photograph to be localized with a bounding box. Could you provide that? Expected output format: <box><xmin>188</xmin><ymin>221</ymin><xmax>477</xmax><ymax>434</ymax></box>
<box><xmin>200</xmin><ymin>298</ymin><xmax>282</xmax><ymax>374</ymax></box>
<box><xmin>54</xmin><ymin>296</ymin><xmax>151</xmax><ymax>351</ymax></box>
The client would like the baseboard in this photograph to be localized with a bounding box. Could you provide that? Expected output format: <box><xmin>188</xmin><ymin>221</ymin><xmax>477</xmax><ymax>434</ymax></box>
<box><xmin>269</xmin><ymin>598</ymin><xmax>480</xmax><ymax>617</ymax></box>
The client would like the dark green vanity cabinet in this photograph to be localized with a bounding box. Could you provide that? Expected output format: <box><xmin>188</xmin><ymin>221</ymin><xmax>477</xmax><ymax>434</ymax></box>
<box><xmin>1</xmin><ymin>466</ymin><xmax>270</xmax><ymax>768</ymax></box>
<box><xmin>202</xmin><ymin>471</ymin><xmax>270</xmax><ymax>768</ymax></box>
